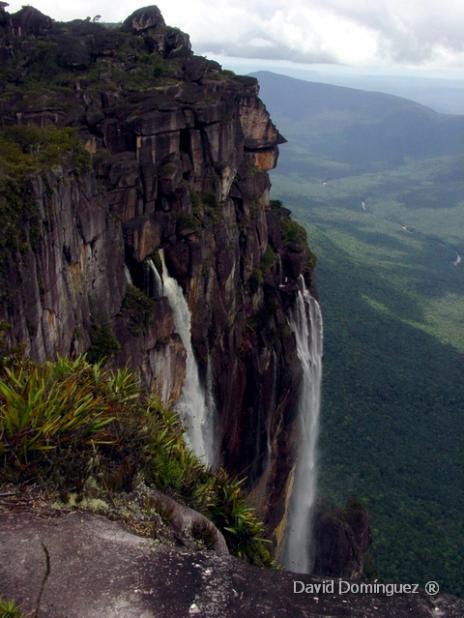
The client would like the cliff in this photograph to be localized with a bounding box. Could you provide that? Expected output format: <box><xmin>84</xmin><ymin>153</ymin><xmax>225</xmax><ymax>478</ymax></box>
<box><xmin>0</xmin><ymin>5</ymin><xmax>315</xmax><ymax>542</ymax></box>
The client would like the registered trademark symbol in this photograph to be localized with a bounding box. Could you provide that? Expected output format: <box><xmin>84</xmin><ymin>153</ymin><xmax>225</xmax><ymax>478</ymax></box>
<box><xmin>425</xmin><ymin>581</ymin><xmax>440</xmax><ymax>595</ymax></box>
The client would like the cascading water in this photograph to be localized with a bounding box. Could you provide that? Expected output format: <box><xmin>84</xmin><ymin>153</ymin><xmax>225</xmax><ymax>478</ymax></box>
<box><xmin>124</xmin><ymin>265</ymin><xmax>133</xmax><ymax>285</ymax></box>
<box><xmin>150</xmin><ymin>250</ymin><xmax>216</xmax><ymax>467</ymax></box>
<box><xmin>146</xmin><ymin>259</ymin><xmax>164</xmax><ymax>298</ymax></box>
<box><xmin>204</xmin><ymin>355</ymin><xmax>219</xmax><ymax>469</ymax></box>
<box><xmin>282</xmin><ymin>275</ymin><xmax>323</xmax><ymax>574</ymax></box>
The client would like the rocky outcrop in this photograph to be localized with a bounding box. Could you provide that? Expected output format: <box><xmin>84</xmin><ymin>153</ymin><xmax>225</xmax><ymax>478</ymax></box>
<box><xmin>312</xmin><ymin>498</ymin><xmax>372</xmax><ymax>579</ymax></box>
<box><xmin>0</xmin><ymin>5</ymin><xmax>315</xmax><ymax>545</ymax></box>
<box><xmin>1</xmin><ymin>508</ymin><xmax>462</xmax><ymax>617</ymax></box>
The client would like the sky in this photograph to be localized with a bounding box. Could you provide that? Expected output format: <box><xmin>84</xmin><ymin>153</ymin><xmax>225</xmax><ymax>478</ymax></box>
<box><xmin>5</xmin><ymin>0</ymin><xmax>464</xmax><ymax>73</ymax></box>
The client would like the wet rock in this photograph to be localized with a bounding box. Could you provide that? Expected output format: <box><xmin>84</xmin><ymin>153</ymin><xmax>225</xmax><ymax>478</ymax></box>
<box><xmin>124</xmin><ymin>216</ymin><xmax>161</xmax><ymax>262</ymax></box>
<box><xmin>1</xmin><ymin>509</ymin><xmax>462</xmax><ymax>618</ymax></box>
<box><xmin>313</xmin><ymin>498</ymin><xmax>372</xmax><ymax>579</ymax></box>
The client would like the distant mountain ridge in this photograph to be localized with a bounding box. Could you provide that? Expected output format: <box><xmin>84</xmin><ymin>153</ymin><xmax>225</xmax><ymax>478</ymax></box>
<box><xmin>252</xmin><ymin>71</ymin><xmax>464</xmax><ymax>169</ymax></box>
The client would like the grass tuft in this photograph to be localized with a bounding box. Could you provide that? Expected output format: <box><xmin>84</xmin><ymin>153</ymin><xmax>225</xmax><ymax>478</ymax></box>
<box><xmin>0</xmin><ymin>598</ymin><xmax>23</xmax><ymax>618</ymax></box>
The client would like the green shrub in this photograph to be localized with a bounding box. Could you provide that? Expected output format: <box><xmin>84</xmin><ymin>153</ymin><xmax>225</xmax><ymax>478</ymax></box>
<box><xmin>0</xmin><ymin>125</ymin><xmax>90</xmax><ymax>179</ymax></box>
<box><xmin>0</xmin><ymin>356</ymin><xmax>143</xmax><ymax>484</ymax></box>
<box><xmin>208</xmin><ymin>472</ymin><xmax>274</xmax><ymax>566</ymax></box>
<box><xmin>249</xmin><ymin>268</ymin><xmax>264</xmax><ymax>292</ymax></box>
<box><xmin>0</xmin><ymin>355</ymin><xmax>275</xmax><ymax>567</ymax></box>
<box><xmin>144</xmin><ymin>400</ymin><xmax>276</xmax><ymax>567</ymax></box>
<box><xmin>176</xmin><ymin>213</ymin><xmax>199</xmax><ymax>235</ymax></box>
<box><xmin>203</xmin><ymin>193</ymin><xmax>218</xmax><ymax>208</ymax></box>
<box><xmin>0</xmin><ymin>179</ymin><xmax>38</xmax><ymax>262</ymax></box>
<box><xmin>0</xmin><ymin>125</ymin><xmax>90</xmax><ymax>260</ymax></box>
<box><xmin>281</xmin><ymin>218</ymin><xmax>307</xmax><ymax>246</ymax></box>
<box><xmin>190</xmin><ymin>190</ymin><xmax>203</xmax><ymax>218</ymax></box>
<box><xmin>260</xmin><ymin>246</ymin><xmax>277</xmax><ymax>273</ymax></box>
<box><xmin>88</xmin><ymin>323</ymin><xmax>121</xmax><ymax>363</ymax></box>
<box><xmin>122</xmin><ymin>285</ymin><xmax>154</xmax><ymax>335</ymax></box>
<box><xmin>0</xmin><ymin>598</ymin><xmax>23</xmax><ymax>618</ymax></box>
<box><xmin>0</xmin><ymin>358</ymin><xmax>113</xmax><ymax>470</ymax></box>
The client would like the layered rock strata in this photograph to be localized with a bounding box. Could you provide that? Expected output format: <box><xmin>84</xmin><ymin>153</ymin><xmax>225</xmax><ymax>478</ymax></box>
<box><xmin>0</xmin><ymin>5</ymin><xmax>315</xmax><ymax>540</ymax></box>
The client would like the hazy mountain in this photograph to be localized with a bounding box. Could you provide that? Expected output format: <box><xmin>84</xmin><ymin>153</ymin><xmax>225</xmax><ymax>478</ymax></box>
<box><xmin>252</xmin><ymin>71</ymin><xmax>464</xmax><ymax>170</ymax></box>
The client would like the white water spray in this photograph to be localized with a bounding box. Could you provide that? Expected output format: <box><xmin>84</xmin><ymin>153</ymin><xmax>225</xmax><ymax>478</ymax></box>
<box><xmin>282</xmin><ymin>275</ymin><xmax>323</xmax><ymax>574</ymax></box>
<box><xmin>124</xmin><ymin>265</ymin><xmax>133</xmax><ymax>285</ymax></box>
<box><xmin>153</xmin><ymin>250</ymin><xmax>215</xmax><ymax>467</ymax></box>
<box><xmin>146</xmin><ymin>259</ymin><xmax>164</xmax><ymax>298</ymax></box>
<box><xmin>204</xmin><ymin>355</ymin><xmax>219</xmax><ymax>469</ymax></box>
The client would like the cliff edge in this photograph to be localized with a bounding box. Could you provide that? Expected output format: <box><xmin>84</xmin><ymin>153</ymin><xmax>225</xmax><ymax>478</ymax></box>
<box><xmin>0</xmin><ymin>5</ymin><xmax>315</xmax><ymax>540</ymax></box>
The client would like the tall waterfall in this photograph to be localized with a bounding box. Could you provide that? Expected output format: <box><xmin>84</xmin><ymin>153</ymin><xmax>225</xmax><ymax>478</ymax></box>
<box><xmin>282</xmin><ymin>275</ymin><xmax>323</xmax><ymax>573</ymax></box>
<box><xmin>150</xmin><ymin>251</ymin><xmax>216</xmax><ymax>467</ymax></box>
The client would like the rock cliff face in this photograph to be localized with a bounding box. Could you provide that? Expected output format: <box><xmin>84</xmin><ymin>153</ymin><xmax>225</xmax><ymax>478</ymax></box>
<box><xmin>2</xmin><ymin>509</ymin><xmax>463</xmax><ymax>618</ymax></box>
<box><xmin>312</xmin><ymin>498</ymin><xmax>372</xmax><ymax>580</ymax></box>
<box><xmin>0</xmin><ymin>6</ymin><xmax>315</xmax><ymax>542</ymax></box>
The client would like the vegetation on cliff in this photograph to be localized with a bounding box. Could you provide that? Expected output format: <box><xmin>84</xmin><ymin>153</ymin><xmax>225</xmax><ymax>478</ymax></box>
<box><xmin>0</xmin><ymin>597</ymin><xmax>23</xmax><ymax>618</ymax></box>
<box><xmin>0</xmin><ymin>5</ymin><xmax>230</xmax><ymax>111</ymax></box>
<box><xmin>0</xmin><ymin>354</ymin><xmax>275</xmax><ymax>568</ymax></box>
<box><xmin>0</xmin><ymin>125</ymin><xmax>89</xmax><ymax>263</ymax></box>
<box><xmin>0</xmin><ymin>125</ymin><xmax>89</xmax><ymax>178</ymax></box>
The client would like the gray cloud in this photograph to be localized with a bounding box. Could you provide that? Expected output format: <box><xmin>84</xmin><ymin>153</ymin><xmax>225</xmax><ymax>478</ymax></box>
<box><xmin>6</xmin><ymin>0</ymin><xmax>464</xmax><ymax>67</ymax></box>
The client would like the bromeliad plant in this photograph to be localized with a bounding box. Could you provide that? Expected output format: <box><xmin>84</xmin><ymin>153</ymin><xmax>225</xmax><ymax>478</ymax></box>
<box><xmin>0</xmin><ymin>364</ymin><xmax>110</xmax><ymax>457</ymax></box>
<box><xmin>0</xmin><ymin>356</ymin><xmax>140</xmax><ymax>482</ymax></box>
<box><xmin>0</xmin><ymin>598</ymin><xmax>23</xmax><ymax>618</ymax></box>
<box><xmin>0</xmin><ymin>355</ymin><xmax>275</xmax><ymax>567</ymax></box>
<box><xmin>144</xmin><ymin>401</ymin><xmax>276</xmax><ymax>567</ymax></box>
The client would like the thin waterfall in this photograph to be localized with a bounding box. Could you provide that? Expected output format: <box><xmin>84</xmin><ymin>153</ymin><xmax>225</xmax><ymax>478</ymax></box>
<box><xmin>146</xmin><ymin>259</ymin><xmax>164</xmax><ymax>298</ymax></box>
<box><xmin>124</xmin><ymin>265</ymin><xmax>133</xmax><ymax>285</ymax></box>
<box><xmin>152</xmin><ymin>250</ymin><xmax>215</xmax><ymax>467</ymax></box>
<box><xmin>204</xmin><ymin>354</ymin><xmax>219</xmax><ymax>469</ymax></box>
<box><xmin>282</xmin><ymin>275</ymin><xmax>323</xmax><ymax>573</ymax></box>
<box><xmin>264</xmin><ymin>352</ymin><xmax>277</xmax><ymax>474</ymax></box>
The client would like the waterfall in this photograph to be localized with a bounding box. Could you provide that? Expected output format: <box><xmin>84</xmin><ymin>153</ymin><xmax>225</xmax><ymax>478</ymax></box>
<box><xmin>146</xmin><ymin>258</ymin><xmax>164</xmax><ymax>298</ymax></box>
<box><xmin>204</xmin><ymin>355</ymin><xmax>219</xmax><ymax>469</ymax></box>
<box><xmin>152</xmin><ymin>250</ymin><xmax>215</xmax><ymax>467</ymax></box>
<box><xmin>282</xmin><ymin>275</ymin><xmax>323</xmax><ymax>574</ymax></box>
<box><xmin>124</xmin><ymin>265</ymin><xmax>133</xmax><ymax>285</ymax></box>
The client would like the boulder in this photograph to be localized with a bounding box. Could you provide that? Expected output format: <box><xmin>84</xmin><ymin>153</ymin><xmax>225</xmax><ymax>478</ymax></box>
<box><xmin>11</xmin><ymin>6</ymin><xmax>52</xmax><ymax>34</ymax></box>
<box><xmin>122</xmin><ymin>6</ymin><xmax>166</xmax><ymax>33</ymax></box>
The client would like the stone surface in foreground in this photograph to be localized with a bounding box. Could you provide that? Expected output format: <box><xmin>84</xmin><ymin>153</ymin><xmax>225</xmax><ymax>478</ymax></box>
<box><xmin>1</xmin><ymin>510</ymin><xmax>463</xmax><ymax>617</ymax></box>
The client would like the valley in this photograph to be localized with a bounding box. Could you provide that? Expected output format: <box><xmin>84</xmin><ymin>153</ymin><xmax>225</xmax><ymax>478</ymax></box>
<box><xmin>256</xmin><ymin>71</ymin><xmax>464</xmax><ymax>595</ymax></box>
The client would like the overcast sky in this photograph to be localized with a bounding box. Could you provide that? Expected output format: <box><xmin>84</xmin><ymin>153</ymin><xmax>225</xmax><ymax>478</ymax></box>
<box><xmin>6</xmin><ymin>0</ymin><xmax>464</xmax><ymax>70</ymax></box>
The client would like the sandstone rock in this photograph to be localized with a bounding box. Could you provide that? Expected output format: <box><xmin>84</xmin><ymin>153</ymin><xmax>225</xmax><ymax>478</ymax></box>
<box><xmin>11</xmin><ymin>6</ymin><xmax>52</xmax><ymax>34</ymax></box>
<box><xmin>312</xmin><ymin>498</ymin><xmax>372</xmax><ymax>579</ymax></box>
<box><xmin>239</xmin><ymin>97</ymin><xmax>286</xmax><ymax>150</ymax></box>
<box><xmin>165</xmin><ymin>26</ymin><xmax>191</xmax><ymax>58</ymax></box>
<box><xmin>124</xmin><ymin>216</ymin><xmax>161</xmax><ymax>262</ymax></box>
<box><xmin>122</xmin><ymin>6</ymin><xmax>166</xmax><ymax>33</ymax></box>
<box><xmin>1</xmin><ymin>509</ymin><xmax>462</xmax><ymax>618</ymax></box>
